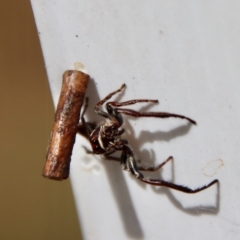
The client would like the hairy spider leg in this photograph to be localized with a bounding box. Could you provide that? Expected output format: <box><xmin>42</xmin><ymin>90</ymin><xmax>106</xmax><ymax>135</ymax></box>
<box><xmin>107</xmin><ymin>99</ymin><xmax>159</xmax><ymax>107</ymax></box>
<box><xmin>116</xmin><ymin>108</ymin><xmax>197</xmax><ymax>125</ymax></box>
<box><xmin>121</xmin><ymin>145</ymin><xmax>218</xmax><ymax>193</ymax></box>
<box><xmin>137</xmin><ymin>156</ymin><xmax>173</xmax><ymax>172</ymax></box>
<box><xmin>79</xmin><ymin>84</ymin><xmax>126</xmax><ymax>129</ymax></box>
<box><xmin>140</xmin><ymin>177</ymin><xmax>219</xmax><ymax>193</ymax></box>
<box><xmin>106</xmin><ymin>97</ymin><xmax>196</xmax><ymax>124</ymax></box>
<box><xmin>103</xmin><ymin>150</ymin><xmax>173</xmax><ymax>172</ymax></box>
<box><xmin>94</xmin><ymin>84</ymin><xmax>126</xmax><ymax>118</ymax></box>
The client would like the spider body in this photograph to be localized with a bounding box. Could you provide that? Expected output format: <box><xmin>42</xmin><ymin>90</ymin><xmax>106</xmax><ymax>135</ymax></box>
<box><xmin>89</xmin><ymin>124</ymin><xmax>122</xmax><ymax>154</ymax></box>
<box><xmin>78</xmin><ymin>84</ymin><xmax>218</xmax><ymax>193</ymax></box>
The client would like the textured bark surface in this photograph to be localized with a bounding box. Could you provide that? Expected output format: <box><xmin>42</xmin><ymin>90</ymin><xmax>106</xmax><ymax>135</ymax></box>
<box><xmin>42</xmin><ymin>70</ymin><xmax>89</xmax><ymax>180</ymax></box>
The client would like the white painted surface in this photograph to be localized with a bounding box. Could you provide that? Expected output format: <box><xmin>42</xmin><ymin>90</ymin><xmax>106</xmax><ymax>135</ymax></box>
<box><xmin>31</xmin><ymin>1</ymin><xmax>240</xmax><ymax>239</ymax></box>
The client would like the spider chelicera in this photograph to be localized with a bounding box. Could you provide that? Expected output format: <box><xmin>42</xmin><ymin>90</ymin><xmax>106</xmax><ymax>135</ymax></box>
<box><xmin>78</xmin><ymin>84</ymin><xmax>218</xmax><ymax>193</ymax></box>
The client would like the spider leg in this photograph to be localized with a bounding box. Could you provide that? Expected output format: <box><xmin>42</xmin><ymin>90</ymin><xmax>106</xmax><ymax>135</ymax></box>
<box><xmin>82</xmin><ymin>146</ymin><xmax>121</xmax><ymax>162</ymax></box>
<box><xmin>138</xmin><ymin>156</ymin><xmax>173</xmax><ymax>172</ymax></box>
<box><xmin>139</xmin><ymin>178</ymin><xmax>219</xmax><ymax>193</ymax></box>
<box><xmin>120</xmin><ymin>146</ymin><xmax>130</xmax><ymax>171</ymax></box>
<box><xmin>94</xmin><ymin>84</ymin><xmax>126</xmax><ymax>118</ymax></box>
<box><xmin>107</xmin><ymin>99</ymin><xmax>158</xmax><ymax>107</ymax></box>
<box><xmin>123</xmin><ymin>146</ymin><xmax>218</xmax><ymax>193</ymax></box>
<box><xmin>116</xmin><ymin>108</ymin><xmax>196</xmax><ymax>125</ymax></box>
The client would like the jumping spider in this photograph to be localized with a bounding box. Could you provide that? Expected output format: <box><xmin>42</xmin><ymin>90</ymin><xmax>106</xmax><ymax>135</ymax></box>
<box><xmin>78</xmin><ymin>84</ymin><xmax>218</xmax><ymax>193</ymax></box>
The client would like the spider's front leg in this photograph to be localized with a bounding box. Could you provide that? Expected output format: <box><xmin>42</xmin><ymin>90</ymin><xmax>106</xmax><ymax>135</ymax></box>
<box><xmin>107</xmin><ymin>98</ymin><xmax>196</xmax><ymax>125</ymax></box>
<box><xmin>94</xmin><ymin>84</ymin><xmax>126</xmax><ymax>118</ymax></box>
<box><xmin>121</xmin><ymin>146</ymin><xmax>218</xmax><ymax>193</ymax></box>
<box><xmin>117</xmin><ymin>108</ymin><xmax>196</xmax><ymax>125</ymax></box>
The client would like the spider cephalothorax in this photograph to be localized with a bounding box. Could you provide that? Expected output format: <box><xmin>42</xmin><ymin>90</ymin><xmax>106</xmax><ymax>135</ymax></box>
<box><xmin>78</xmin><ymin>84</ymin><xmax>218</xmax><ymax>193</ymax></box>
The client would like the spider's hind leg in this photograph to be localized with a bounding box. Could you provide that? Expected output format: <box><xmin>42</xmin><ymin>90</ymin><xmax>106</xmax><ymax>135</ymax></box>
<box><xmin>139</xmin><ymin>177</ymin><xmax>219</xmax><ymax>194</ymax></box>
<box><xmin>123</xmin><ymin>146</ymin><xmax>218</xmax><ymax>193</ymax></box>
<box><xmin>137</xmin><ymin>156</ymin><xmax>173</xmax><ymax>172</ymax></box>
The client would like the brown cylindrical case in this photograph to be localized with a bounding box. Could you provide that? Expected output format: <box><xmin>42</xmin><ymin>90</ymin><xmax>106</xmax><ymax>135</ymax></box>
<box><xmin>42</xmin><ymin>70</ymin><xmax>89</xmax><ymax>180</ymax></box>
